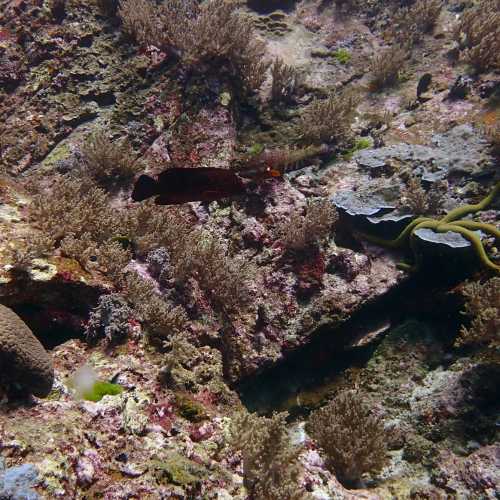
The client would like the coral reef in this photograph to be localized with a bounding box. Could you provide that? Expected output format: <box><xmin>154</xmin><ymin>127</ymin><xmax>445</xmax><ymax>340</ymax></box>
<box><xmin>0</xmin><ymin>0</ymin><xmax>498</xmax><ymax>497</ymax></box>
<box><xmin>84</xmin><ymin>293</ymin><xmax>133</xmax><ymax>345</ymax></box>
<box><xmin>0</xmin><ymin>304</ymin><xmax>54</xmax><ymax>398</ymax></box>
<box><xmin>0</xmin><ymin>460</ymin><xmax>39</xmax><ymax>500</ymax></box>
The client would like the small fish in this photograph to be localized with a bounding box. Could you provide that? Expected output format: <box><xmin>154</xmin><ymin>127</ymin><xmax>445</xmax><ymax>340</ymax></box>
<box><xmin>132</xmin><ymin>167</ymin><xmax>246</xmax><ymax>205</ymax></box>
<box><xmin>236</xmin><ymin>145</ymin><xmax>329</xmax><ymax>180</ymax></box>
<box><xmin>237</xmin><ymin>162</ymin><xmax>283</xmax><ymax>181</ymax></box>
<box><xmin>417</xmin><ymin>73</ymin><xmax>432</xmax><ymax>99</ymax></box>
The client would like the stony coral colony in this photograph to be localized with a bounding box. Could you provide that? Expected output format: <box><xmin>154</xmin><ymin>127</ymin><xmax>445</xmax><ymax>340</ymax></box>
<box><xmin>0</xmin><ymin>0</ymin><xmax>499</xmax><ymax>499</ymax></box>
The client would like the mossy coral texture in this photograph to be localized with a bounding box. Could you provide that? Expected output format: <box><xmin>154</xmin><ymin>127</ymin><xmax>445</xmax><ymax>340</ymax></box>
<box><xmin>0</xmin><ymin>304</ymin><xmax>54</xmax><ymax>397</ymax></box>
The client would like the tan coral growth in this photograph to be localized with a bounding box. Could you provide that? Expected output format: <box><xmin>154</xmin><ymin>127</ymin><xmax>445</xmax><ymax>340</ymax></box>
<box><xmin>0</xmin><ymin>304</ymin><xmax>54</xmax><ymax>397</ymax></box>
<box><xmin>454</xmin><ymin>0</ymin><xmax>500</xmax><ymax>72</ymax></box>
<box><xmin>307</xmin><ymin>390</ymin><xmax>388</xmax><ymax>486</ymax></box>
<box><xmin>229</xmin><ymin>410</ymin><xmax>305</xmax><ymax>500</ymax></box>
<box><xmin>455</xmin><ymin>277</ymin><xmax>500</xmax><ymax>349</ymax></box>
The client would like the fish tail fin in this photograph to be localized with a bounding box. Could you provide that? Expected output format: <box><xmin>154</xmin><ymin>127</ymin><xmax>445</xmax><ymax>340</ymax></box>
<box><xmin>132</xmin><ymin>175</ymin><xmax>157</xmax><ymax>202</ymax></box>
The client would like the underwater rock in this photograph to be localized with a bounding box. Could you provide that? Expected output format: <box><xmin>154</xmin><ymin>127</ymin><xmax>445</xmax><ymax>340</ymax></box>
<box><xmin>0</xmin><ymin>304</ymin><xmax>54</xmax><ymax>397</ymax></box>
<box><xmin>0</xmin><ymin>463</ymin><xmax>40</xmax><ymax>500</ymax></box>
<box><xmin>366</xmin><ymin>212</ymin><xmax>415</xmax><ymax>239</ymax></box>
<box><xmin>432</xmin><ymin>445</ymin><xmax>500</xmax><ymax>497</ymax></box>
<box><xmin>355</xmin><ymin>125</ymin><xmax>493</xmax><ymax>179</ymax></box>
<box><xmin>448</xmin><ymin>75</ymin><xmax>474</xmax><ymax>100</ymax></box>
<box><xmin>247</xmin><ymin>0</ymin><xmax>297</xmax><ymax>14</ymax></box>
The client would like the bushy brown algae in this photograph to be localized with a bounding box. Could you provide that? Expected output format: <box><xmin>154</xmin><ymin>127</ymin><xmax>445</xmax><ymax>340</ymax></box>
<box><xmin>388</xmin><ymin>0</ymin><xmax>442</xmax><ymax>47</ymax></box>
<box><xmin>455</xmin><ymin>277</ymin><xmax>500</xmax><ymax>349</ymax></box>
<box><xmin>299</xmin><ymin>88</ymin><xmax>357</xmax><ymax>145</ymax></box>
<box><xmin>307</xmin><ymin>390</ymin><xmax>389</xmax><ymax>487</ymax></box>
<box><xmin>229</xmin><ymin>410</ymin><xmax>306</xmax><ymax>500</ymax></box>
<box><xmin>278</xmin><ymin>198</ymin><xmax>338</xmax><ymax>253</ymax></box>
<box><xmin>270</xmin><ymin>57</ymin><xmax>302</xmax><ymax>105</ymax></box>
<box><xmin>400</xmin><ymin>174</ymin><xmax>447</xmax><ymax>216</ymax></box>
<box><xmin>118</xmin><ymin>0</ymin><xmax>269</xmax><ymax>95</ymax></box>
<box><xmin>369</xmin><ymin>45</ymin><xmax>409</xmax><ymax>91</ymax></box>
<box><xmin>454</xmin><ymin>0</ymin><xmax>500</xmax><ymax>72</ymax></box>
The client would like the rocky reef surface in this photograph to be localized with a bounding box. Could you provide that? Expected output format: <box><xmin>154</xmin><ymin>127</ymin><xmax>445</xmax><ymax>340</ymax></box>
<box><xmin>0</xmin><ymin>0</ymin><xmax>498</xmax><ymax>498</ymax></box>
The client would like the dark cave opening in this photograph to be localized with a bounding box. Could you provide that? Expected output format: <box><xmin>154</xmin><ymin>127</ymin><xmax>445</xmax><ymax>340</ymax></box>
<box><xmin>10</xmin><ymin>303</ymin><xmax>86</xmax><ymax>351</ymax></box>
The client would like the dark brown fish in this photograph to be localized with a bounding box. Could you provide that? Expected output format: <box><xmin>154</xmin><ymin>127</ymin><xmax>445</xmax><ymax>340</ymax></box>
<box><xmin>131</xmin><ymin>167</ymin><xmax>247</xmax><ymax>205</ymax></box>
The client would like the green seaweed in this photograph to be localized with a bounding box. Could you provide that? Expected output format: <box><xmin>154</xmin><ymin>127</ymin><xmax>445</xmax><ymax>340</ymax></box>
<box><xmin>333</xmin><ymin>48</ymin><xmax>352</xmax><ymax>64</ymax></box>
<box><xmin>360</xmin><ymin>183</ymin><xmax>500</xmax><ymax>273</ymax></box>
<box><xmin>82</xmin><ymin>381</ymin><xmax>123</xmax><ymax>402</ymax></box>
<box><xmin>343</xmin><ymin>137</ymin><xmax>372</xmax><ymax>160</ymax></box>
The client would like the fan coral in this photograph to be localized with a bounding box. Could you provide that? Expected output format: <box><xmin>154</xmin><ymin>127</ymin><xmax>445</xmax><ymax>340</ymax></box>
<box><xmin>0</xmin><ymin>304</ymin><xmax>54</xmax><ymax>397</ymax></box>
<box><xmin>229</xmin><ymin>410</ymin><xmax>304</xmax><ymax>500</ymax></box>
<box><xmin>307</xmin><ymin>390</ymin><xmax>388</xmax><ymax>486</ymax></box>
<box><xmin>455</xmin><ymin>277</ymin><xmax>499</xmax><ymax>349</ymax></box>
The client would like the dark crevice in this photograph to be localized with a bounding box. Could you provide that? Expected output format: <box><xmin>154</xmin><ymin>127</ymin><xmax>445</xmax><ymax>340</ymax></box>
<box><xmin>237</xmin><ymin>273</ymin><xmax>464</xmax><ymax>417</ymax></box>
<box><xmin>11</xmin><ymin>303</ymin><xmax>86</xmax><ymax>350</ymax></box>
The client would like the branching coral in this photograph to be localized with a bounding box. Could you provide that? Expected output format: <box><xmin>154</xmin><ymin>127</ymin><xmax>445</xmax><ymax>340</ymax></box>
<box><xmin>454</xmin><ymin>0</ymin><xmax>500</xmax><ymax>72</ymax></box>
<box><xmin>120</xmin><ymin>271</ymin><xmax>187</xmax><ymax>346</ymax></box>
<box><xmin>361</xmin><ymin>182</ymin><xmax>500</xmax><ymax>273</ymax></box>
<box><xmin>117</xmin><ymin>0</ymin><xmax>163</xmax><ymax>47</ymax></box>
<box><xmin>455</xmin><ymin>277</ymin><xmax>499</xmax><ymax>349</ymax></box>
<box><xmin>30</xmin><ymin>175</ymin><xmax>131</xmax><ymax>278</ymax></box>
<box><xmin>8</xmin><ymin>233</ymin><xmax>55</xmax><ymax>274</ymax></box>
<box><xmin>173</xmin><ymin>229</ymin><xmax>256</xmax><ymax>316</ymax></box>
<box><xmin>85</xmin><ymin>293</ymin><xmax>133</xmax><ymax>345</ymax></box>
<box><xmin>229</xmin><ymin>410</ymin><xmax>305</xmax><ymax>500</ymax></box>
<box><xmin>306</xmin><ymin>390</ymin><xmax>388</xmax><ymax>486</ymax></box>
<box><xmin>299</xmin><ymin>88</ymin><xmax>357</xmax><ymax>144</ymax></box>
<box><xmin>30</xmin><ymin>175</ymin><xmax>120</xmax><ymax>244</ymax></box>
